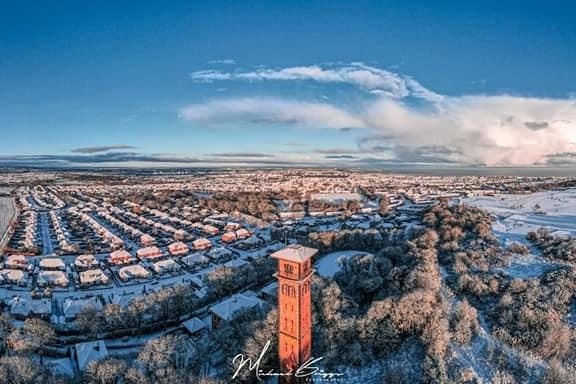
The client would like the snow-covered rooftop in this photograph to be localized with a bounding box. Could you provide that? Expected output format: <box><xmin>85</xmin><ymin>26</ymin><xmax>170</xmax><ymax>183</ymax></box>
<box><xmin>271</xmin><ymin>244</ymin><xmax>317</xmax><ymax>263</ymax></box>
<box><xmin>210</xmin><ymin>293</ymin><xmax>265</xmax><ymax>322</ymax></box>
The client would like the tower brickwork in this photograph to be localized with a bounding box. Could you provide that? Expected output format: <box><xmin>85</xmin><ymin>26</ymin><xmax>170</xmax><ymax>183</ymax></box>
<box><xmin>272</xmin><ymin>245</ymin><xmax>316</xmax><ymax>381</ymax></box>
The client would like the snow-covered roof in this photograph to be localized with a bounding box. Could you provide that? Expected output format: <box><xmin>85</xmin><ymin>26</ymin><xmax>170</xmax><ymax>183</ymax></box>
<box><xmin>259</xmin><ymin>281</ymin><xmax>278</xmax><ymax>297</ymax></box>
<box><xmin>136</xmin><ymin>246</ymin><xmax>163</xmax><ymax>258</ymax></box>
<box><xmin>210</xmin><ymin>293</ymin><xmax>265</xmax><ymax>322</ymax></box>
<box><xmin>75</xmin><ymin>254</ymin><xmax>98</xmax><ymax>268</ymax></box>
<box><xmin>5</xmin><ymin>254</ymin><xmax>27</xmax><ymax>266</ymax></box>
<box><xmin>110</xmin><ymin>250</ymin><xmax>132</xmax><ymax>259</ymax></box>
<box><xmin>152</xmin><ymin>259</ymin><xmax>179</xmax><ymax>274</ymax></box>
<box><xmin>119</xmin><ymin>264</ymin><xmax>150</xmax><ymax>280</ymax></box>
<box><xmin>9</xmin><ymin>297</ymin><xmax>50</xmax><ymax>316</ymax></box>
<box><xmin>182</xmin><ymin>317</ymin><xmax>207</xmax><ymax>334</ymax></box>
<box><xmin>79</xmin><ymin>269</ymin><xmax>109</xmax><ymax>285</ymax></box>
<box><xmin>46</xmin><ymin>357</ymin><xmax>74</xmax><ymax>377</ymax></box>
<box><xmin>0</xmin><ymin>269</ymin><xmax>26</xmax><ymax>283</ymax></box>
<box><xmin>38</xmin><ymin>270</ymin><xmax>69</xmax><ymax>286</ymax></box>
<box><xmin>74</xmin><ymin>340</ymin><xmax>108</xmax><ymax>371</ymax></box>
<box><xmin>63</xmin><ymin>297</ymin><xmax>102</xmax><ymax>318</ymax></box>
<box><xmin>271</xmin><ymin>245</ymin><xmax>317</xmax><ymax>263</ymax></box>
<box><xmin>39</xmin><ymin>257</ymin><xmax>65</xmax><ymax>270</ymax></box>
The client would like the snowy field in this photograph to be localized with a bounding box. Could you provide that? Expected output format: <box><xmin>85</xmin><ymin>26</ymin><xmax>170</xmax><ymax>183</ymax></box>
<box><xmin>315</xmin><ymin>250</ymin><xmax>373</xmax><ymax>278</ymax></box>
<box><xmin>464</xmin><ymin>189</ymin><xmax>576</xmax><ymax>244</ymax></box>
<box><xmin>0</xmin><ymin>197</ymin><xmax>16</xmax><ymax>244</ymax></box>
<box><xmin>464</xmin><ymin>189</ymin><xmax>576</xmax><ymax>278</ymax></box>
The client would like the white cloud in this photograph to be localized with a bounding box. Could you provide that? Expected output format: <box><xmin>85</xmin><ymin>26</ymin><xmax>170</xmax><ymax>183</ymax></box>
<box><xmin>190</xmin><ymin>63</ymin><xmax>443</xmax><ymax>102</ymax></box>
<box><xmin>207</xmin><ymin>59</ymin><xmax>236</xmax><ymax>65</ymax></box>
<box><xmin>180</xmin><ymin>98</ymin><xmax>365</xmax><ymax>129</ymax></box>
<box><xmin>184</xmin><ymin>63</ymin><xmax>576</xmax><ymax>166</ymax></box>
<box><xmin>364</xmin><ymin>96</ymin><xmax>576</xmax><ymax>166</ymax></box>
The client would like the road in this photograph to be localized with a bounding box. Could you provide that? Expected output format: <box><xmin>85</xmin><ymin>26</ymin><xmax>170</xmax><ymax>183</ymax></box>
<box><xmin>40</xmin><ymin>212</ymin><xmax>54</xmax><ymax>255</ymax></box>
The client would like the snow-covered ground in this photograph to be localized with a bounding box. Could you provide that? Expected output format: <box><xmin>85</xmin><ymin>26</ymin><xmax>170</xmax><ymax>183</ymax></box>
<box><xmin>0</xmin><ymin>197</ymin><xmax>15</xmax><ymax>245</ymax></box>
<box><xmin>465</xmin><ymin>189</ymin><xmax>576</xmax><ymax>240</ymax></box>
<box><xmin>464</xmin><ymin>188</ymin><xmax>576</xmax><ymax>278</ymax></box>
<box><xmin>315</xmin><ymin>250</ymin><xmax>373</xmax><ymax>278</ymax></box>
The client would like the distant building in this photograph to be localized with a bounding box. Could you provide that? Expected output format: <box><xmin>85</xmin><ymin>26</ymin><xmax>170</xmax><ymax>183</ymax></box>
<box><xmin>140</xmin><ymin>234</ymin><xmax>155</xmax><ymax>246</ymax></box>
<box><xmin>152</xmin><ymin>259</ymin><xmax>181</xmax><ymax>274</ymax></box>
<box><xmin>38</xmin><ymin>270</ymin><xmax>69</xmax><ymax>287</ymax></box>
<box><xmin>108</xmin><ymin>250</ymin><xmax>132</xmax><ymax>265</ymax></box>
<box><xmin>5</xmin><ymin>254</ymin><xmax>28</xmax><ymax>269</ymax></box>
<box><xmin>203</xmin><ymin>225</ymin><xmax>219</xmax><ymax>236</ymax></box>
<box><xmin>221</xmin><ymin>231</ymin><xmax>237</xmax><ymax>243</ymax></box>
<box><xmin>39</xmin><ymin>257</ymin><xmax>66</xmax><ymax>271</ymax></box>
<box><xmin>79</xmin><ymin>269</ymin><xmax>109</xmax><ymax>286</ymax></box>
<box><xmin>235</xmin><ymin>228</ymin><xmax>251</xmax><ymax>240</ymax></box>
<box><xmin>74</xmin><ymin>254</ymin><xmax>98</xmax><ymax>270</ymax></box>
<box><xmin>193</xmin><ymin>238</ymin><xmax>212</xmax><ymax>251</ymax></box>
<box><xmin>118</xmin><ymin>264</ymin><xmax>151</xmax><ymax>281</ymax></box>
<box><xmin>168</xmin><ymin>241</ymin><xmax>189</xmax><ymax>256</ymax></box>
<box><xmin>136</xmin><ymin>246</ymin><xmax>163</xmax><ymax>261</ymax></box>
<box><xmin>0</xmin><ymin>269</ymin><xmax>26</xmax><ymax>285</ymax></box>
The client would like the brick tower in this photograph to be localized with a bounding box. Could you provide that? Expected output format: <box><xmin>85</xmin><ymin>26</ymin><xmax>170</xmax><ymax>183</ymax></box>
<box><xmin>272</xmin><ymin>245</ymin><xmax>317</xmax><ymax>382</ymax></box>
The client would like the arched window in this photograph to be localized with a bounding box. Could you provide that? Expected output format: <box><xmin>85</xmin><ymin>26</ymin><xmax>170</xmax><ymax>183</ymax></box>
<box><xmin>284</xmin><ymin>263</ymin><xmax>294</xmax><ymax>275</ymax></box>
<box><xmin>282</xmin><ymin>284</ymin><xmax>296</xmax><ymax>297</ymax></box>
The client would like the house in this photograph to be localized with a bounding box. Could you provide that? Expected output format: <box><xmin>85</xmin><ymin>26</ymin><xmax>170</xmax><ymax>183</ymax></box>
<box><xmin>259</xmin><ymin>281</ymin><xmax>278</xmax><ymax>303</ymax></box>
<box><xmin>210</xmin><ymin>292</ymin><xmax>266</xmax><ymax>329</ymax></box>
<box><xmin>206</xmin><ymin>247</ymin><xmax>233</xmax><ymax>262</ymax></box>
<box><xmin>46</xmin><ymin>357</ymin><xmax>75</xmax><ymax>378</ymax></box>
<box><xmin>38</xmin><ymin>270</ymin><xmax>69</xmax><ymax>287</ymax></box>
<box><xmin>0</xmin><ymin>269</ymin><xmax>26</xmax><ymax>285</ymax></box>
<box><xmin>140</xmin><ymin>234</ymin><xmax>155</xmax><ymax>246</ymax></box>
<box><xmin>118</xmin><ymin>264</ymin><xmax>151</xmax><ymax>281</ymax></box>
<box><xmin>235</xmin><ymin>236</ymin><xmax>263</xmax><ymax>250</ymax></box>
<box><xmin>39</xmin><ymin>257</ymin><xmax>66</xmax><ymax>271</ymax></box>
<box><xmin>75</xmin><ymin>254</ymin><xmax>98</xmax><ymax>270</ymax></box>
<box><xmin>9</xmin><ymin>297</ymin><xmax>52</xmax><ymax>319</ymax></box>
<box><xmin>136</xmin><ymin>246</ymin><xmax>163</xmax><ymax>261</ymax></box>
<box><xmin>174</xmin><ymin>229</ymin><xmax>188</xmax><ymax>241</ymax></box>
<box><xmin>108</xmin><ymin>250</ymin><xmax>133</xmax><ymax>265</ymax></box>
<box><xmin>181</xmin><ymin>317</ymin><xmax>208</xmax><ymax>337</ymax></box>
<box><xmin>221</xmin><ymin>232</ymin><xmax>237</xmax><ymax>243</ymax></box>
<box><xmin>181</xmin><ymin>253</ymin><xmax>210</xmax><ymax>268</ymax></box>
<box><xmin>74</xmin><ymin>340</ymin><xmax>108</xmax><ymax>371</ymax></box>
<box><xmin>225</xmin><ymin>222</ymin><xmax>241</xmax><ymax>231</ymax></box>
<box><xmin>203</xmin><ymin>225</ymin><xmax>219</xmax><ymax>236</ymax></box>
<box><xmin>153</xmin><ymin>259</ymin><xmax>181</xmax><ymax>274</ymax></box>
<box><xmin>168</xmin><ymin>241</ymin><xmax>189</xmax><ymax>256</ymax></box>
<box><xmin>63</xmin><ymin>297</ymin><xmax>103</xmax><ymax>321</ymax></box>
<box><xmin>222</xmin><ymin>258</ymin><xmax>248</xmax><ymax>269</ymax></box>
<box><xmin>235</xmin><ymin>228</ymin><xmax>251</xmax><ymax>240</ymax></box>
<box><xmin>192</xmin><ymin>238</ymin><xmax>212</xmax><ymax>251</ymax></box>
<box><xmin>79</xmin><ymin>269</ymin><xmax>109</xmax><ymax>286</ymax></box>
<box><xmin>5</xmin><ymin>254</ymin><xmax>28</xmax><ymax>269</ymax></box>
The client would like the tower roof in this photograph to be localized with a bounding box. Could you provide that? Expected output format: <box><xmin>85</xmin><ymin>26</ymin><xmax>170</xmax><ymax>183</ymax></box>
<box><xmin>271</xmin><ymin>244</ymin><xmax>318</xmax><ymax>263</ymax></box>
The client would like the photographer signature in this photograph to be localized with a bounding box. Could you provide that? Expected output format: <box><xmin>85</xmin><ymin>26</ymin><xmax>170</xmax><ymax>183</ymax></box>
<box><xmin>232</xmin><ymin>340</ymin><xmax>344</xmax><ymax>381</ymax></box>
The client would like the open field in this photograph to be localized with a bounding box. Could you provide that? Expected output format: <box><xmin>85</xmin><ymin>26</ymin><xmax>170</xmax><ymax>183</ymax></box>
<box><xmin>0</xmin><ymin>197</ymin><xmax>15</xmax><ymax>246</ymax></box>
<box><xmin>465</xmin><ymin>189</ymin><xmax>576</xmax><ymax>242</ymax></box>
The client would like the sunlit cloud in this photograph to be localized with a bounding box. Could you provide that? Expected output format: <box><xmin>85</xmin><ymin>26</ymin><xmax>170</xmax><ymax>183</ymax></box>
<box><xmin>184</xmin><ymin>63</ymin><xmax>576</xmax><ymax>166</ymax></box>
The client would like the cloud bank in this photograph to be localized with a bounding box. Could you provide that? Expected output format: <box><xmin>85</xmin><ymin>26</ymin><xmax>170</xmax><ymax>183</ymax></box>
<box><xmin>184</xmin><ymin>63</ymin><xmax>576</xmax><ymax>166</ymax></box>
<box><xmin>70</xmin><ymin>145</ymin><xmax>136</xmax><ymax>154</ymax></box>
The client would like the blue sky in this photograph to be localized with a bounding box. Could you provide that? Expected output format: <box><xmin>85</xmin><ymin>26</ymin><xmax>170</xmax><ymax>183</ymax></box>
<box><xmin>1</xmin><ymin>1</ymin><xmax>576</xmax><ymax>167</ymax></box>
